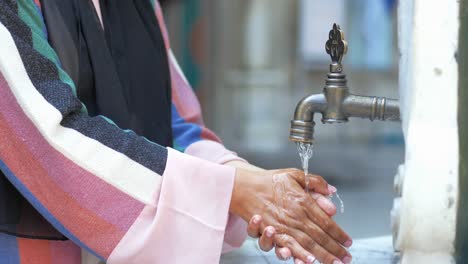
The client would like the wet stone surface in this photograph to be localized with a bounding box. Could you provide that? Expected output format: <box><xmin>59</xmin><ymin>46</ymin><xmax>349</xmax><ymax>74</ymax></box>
<box><xmin>221</xmin><ymin>236</ymin><xmax>399</xmax><ymax>264</ymax></box>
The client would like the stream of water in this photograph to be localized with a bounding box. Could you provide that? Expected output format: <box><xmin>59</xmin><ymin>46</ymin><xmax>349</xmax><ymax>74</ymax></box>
<box><xmin>296</xmin><ymin>142</ymin><xmax>344</xmax><ymax>213</ymax></box>
<box><xmin>334</xmin><ymin>192</ymin><xmax>344</xmax><ymax>214</ymax></box>
<box><xmin>296</xmin><ymin>142</ymin><xmax>314</xmax><ymax>193</ymax></box>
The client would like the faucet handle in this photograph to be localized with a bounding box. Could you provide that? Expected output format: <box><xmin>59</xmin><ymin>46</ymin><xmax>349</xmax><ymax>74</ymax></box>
<box><xmin>325</xmin><ymin>23</ymin><xmax>348</xmax><ymax>64</ymax></box>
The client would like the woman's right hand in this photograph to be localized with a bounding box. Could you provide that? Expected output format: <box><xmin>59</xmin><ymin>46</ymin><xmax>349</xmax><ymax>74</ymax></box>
<box><xmin>247</xmin><ymin>187</ymin><xmax>341</xmax><ymax>262</ymax></box>
<box><xmin>230</xmin><ymin>168</ymin><xmax>352</xmax><ymax>264</ymax></box>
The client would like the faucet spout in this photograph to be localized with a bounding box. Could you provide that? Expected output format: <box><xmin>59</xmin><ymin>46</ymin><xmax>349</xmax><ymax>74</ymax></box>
<box><xmin>293</xmin><ymin>93</ymin><xmax>327</xmax><ymax>122</ymax></box>
<box><xmin>289</xmin><ymin>94</ymin><xmax>326</xmax><ymax>143</ymax></box>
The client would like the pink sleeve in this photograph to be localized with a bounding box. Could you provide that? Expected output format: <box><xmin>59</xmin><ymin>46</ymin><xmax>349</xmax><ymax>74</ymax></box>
<box><xmin>107</xmin><ymin>148</ymin><xmax>237</xmax><ymax>263</ymax></box>
<box><xmin>185</xmin><ymin>140</ymin><xmax>249</xmax><ymax>252</ymax></box>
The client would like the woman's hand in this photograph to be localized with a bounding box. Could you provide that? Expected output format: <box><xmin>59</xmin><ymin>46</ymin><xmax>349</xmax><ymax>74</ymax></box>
<box><xmin>230</xmin><ymin>169</ymin><xmax>352</xmax><ymax>264</ymax></box>
<box><xmin>247</xmin><ymin>185</ymin><xmax>342</xmax><ymax>261</ymax></box>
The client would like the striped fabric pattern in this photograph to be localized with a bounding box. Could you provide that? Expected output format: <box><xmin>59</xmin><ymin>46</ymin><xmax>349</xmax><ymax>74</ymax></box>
<box><xmin>0</xmin><ymin>234</ymin><xmax>81</xmax><ymax>264</ymax></box>
<box><xmin>0</xmin><ymin>0</ymin><xmax>161</xmax><ymax>260</ymax></box>
<box><xmin>0</xmin><ymin>0</ymin><xmax>244</xmax><ymax>263</ymax></box>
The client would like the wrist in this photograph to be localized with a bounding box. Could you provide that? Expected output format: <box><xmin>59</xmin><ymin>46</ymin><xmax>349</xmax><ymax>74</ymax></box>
<box><xmin>225</xmin><ymin>160</ymin><xmax>265</xmax><ymax>172</ymax></box>
<box><xmin>229</xmin><ymin>168</ymin><xmax>255</xmax><ymax>220</ymax></box>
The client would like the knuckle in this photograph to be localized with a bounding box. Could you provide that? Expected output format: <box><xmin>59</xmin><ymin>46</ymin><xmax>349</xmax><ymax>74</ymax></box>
<box><xmin>283</xmin><ymin>236</ymin><xmax>295</xmax><ymax>248</ymax></box>
<box><xmin>275</xmin><ymin>224</ymin><xmax>287</xmax><ymax>234</ymax></box>
<box><xmin>295</xmin><ymin>232</ymin><xmax>308</xmax><ymax>245</ymax></box>
<box><xmin>307</xmin><ymin>224</ymin><xmax>326</xmax><ymax>245</ymax></box>
<box><xmin>275</xmin><ymin>233</ymin><xmax>289</xmax><ymax>245</ymax></box>
<box><xmin>315</xmin><ymin>232</ymin><xmax>329</xmax><ymax>246</ymax></box>
<box><xmin>300</xmin><ymin>235</ymin><xmax>316</xmax><ymax>250</ymax></box>
<box><xmin>322</xmin><ymin>220</ymin><xmax>332</xmax><ymax>232</ymax></box>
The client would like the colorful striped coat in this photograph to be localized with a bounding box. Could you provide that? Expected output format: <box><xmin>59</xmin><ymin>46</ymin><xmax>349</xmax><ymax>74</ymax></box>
<box><xmin>0</xmin><ymin>0</ymin><xmax>247</xmax><ymax>263</ymax></box>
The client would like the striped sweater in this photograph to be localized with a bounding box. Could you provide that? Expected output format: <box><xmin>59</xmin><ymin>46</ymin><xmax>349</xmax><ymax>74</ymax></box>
<box><xmin>0</xmin><ymin>0</ymin><xmax>247</xmax><ymax>263</ymax></box>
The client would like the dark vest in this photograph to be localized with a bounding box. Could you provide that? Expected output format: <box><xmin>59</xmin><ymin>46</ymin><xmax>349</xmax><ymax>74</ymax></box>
<box><xmin>0</xmin><ymin>0</ymin><xmax>173</xmax><ymax>238</ymax></box>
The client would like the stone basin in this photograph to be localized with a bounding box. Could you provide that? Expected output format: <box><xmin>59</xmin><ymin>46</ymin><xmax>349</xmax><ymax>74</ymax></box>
<box><xmin>221</xmin><ymin>236</ymin><xmax>398</xmax><ymax>264</ymax></box>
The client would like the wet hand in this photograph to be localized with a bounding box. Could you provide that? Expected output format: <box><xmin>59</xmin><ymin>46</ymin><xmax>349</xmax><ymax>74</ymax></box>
<box><xmin>247</xmin><ymin>189</ymin><xmax>340</xmax><ymax>261</ymax></box>
<box><xmin>247</xmin><ymin>186</ymin><xmax>339</xmax><ymax>257</ymax></box>
<box><xmin>231</xmin><ymin>169</ymin><xmax>352</xmax><ymax>264</ymax></box>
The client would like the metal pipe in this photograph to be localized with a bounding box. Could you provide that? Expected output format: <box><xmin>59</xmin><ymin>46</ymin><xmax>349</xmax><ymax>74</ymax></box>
<box><xmin>289</xmin><ymin>92</ymin><xmax>400</xmax><ymax>143</ymax></box>
<box><xmin>343</xmin><ymin>94</ymin><xmax>401</xmax><ymax>122</ymax></box>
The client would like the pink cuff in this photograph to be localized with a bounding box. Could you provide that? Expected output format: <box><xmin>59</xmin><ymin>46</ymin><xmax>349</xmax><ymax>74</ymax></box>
<box><xmin>185</xmin><ymin>140</ymin><xmax>248</xmax><ymax>252</ymax></box>
<box><xmin>185</xmin><ymin>140</ymin><xmax>247</xmax><ymax>165</ymax></box>
<box><xmin>108</xmin><ymin>148</ymin><xmax>236</xmax><ymax>263</ymax></box>
<box><xmin>221</xmin><ymin>214</ymin><xmax>248</xmax><ymax>253</ymax></box>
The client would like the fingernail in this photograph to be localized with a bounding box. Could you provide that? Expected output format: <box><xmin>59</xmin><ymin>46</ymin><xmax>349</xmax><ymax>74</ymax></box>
<box><xmin>265</xmin><ymin>227</ymin><xmax>274</xmax><ymax>237</ymax></box>
<box><xmin>344</xmin><ymin>239</ymin><xmax>353</xmax><ymax>248</ymax></box>
<box><xmin>333</xmin><ymin>260</ymin><xmax>344</xmax><ymax>264</ymax></box>
<box><xmin>343</xmin><ymin>256</ymin><xmax>352</xmax><ymax>264</ymax></box>
<box><xmin>253</xmin><ymin>216</ymin><xmax>260</xmax><ymax>225</ymax></box>
<box><xmin>317</xmin><ymin>196</ymin><xmax>336</xmax><ymax>212</ymax></box>
<box><xmin>328</xmin><ymin>184</ymin><xmax>337</xmax><ymax>193</ymax></box>
<box><xmin>280</xmin><ymin>248</ymin><xmax>290</xmax><ymax>259</ymax></box>
<box><xmin>307</xmin><ymin>255</ymin><xmax>316</xmax><ymax>263</ymax></box>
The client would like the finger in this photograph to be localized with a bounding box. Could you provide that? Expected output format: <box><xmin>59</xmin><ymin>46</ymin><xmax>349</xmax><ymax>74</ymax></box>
<box><xmin>306</xmin><ymin>176</ymin><xmax>330</xmax><ymax>195</ymax></box>
<box><xmin>302</xmin><ymin>222</ymin><xmax>350</xmax><ymax>261</ymax></box>
<box><xmin>288</xmin><ymin>169</ymin><xmax>307</xmax><ymax>188</ymax></box>
<box><xmin>283</xmin><ymin>223</ymin><xmax>348</xmax><ymax>263</ymax></box>
<box><xmin>289</xmin><ymin>171</ymin><xmax>332</xmax><ymax>196</ymax></box>
<box><xmin>295</xmin><ymin>258</ymin><xmax>307</xmax><ymax>264</ymax></box>
<box><xmin>274</xmin><ymin>234</ymin><xmax>315</xmax><ymax>264</ymax></box>
<box><xmin>247</xmin><ymin>215</ymin><xmax>262</xmax><ymax>238</ymax></box>
<box><xmin>309</xmin><ymin>175</ymin><xmax>337</xmax><ymax>194</ymax></box>
<box><xmin>305</xmin><ymin>201</ymin><xmax>352</xmax><ymax>247</ymax></box>
<box><xmin>258</xmin><ymin>226</ymin><xmax>276</xmax><ymax>252</ymax></box>
<box><xmin>275</xmin><ymin>246</ymin><xmax>292</xmax><ymax>261</ymax></box>
<box><xmin>311</xmin><ymin>193</ymin><xmax>337</xmax><ymax>216</ymax></box>
<box><xmin>308</xmin><ymin>242</ymin><xmax>352</xmax><ymax>264</ymax></box>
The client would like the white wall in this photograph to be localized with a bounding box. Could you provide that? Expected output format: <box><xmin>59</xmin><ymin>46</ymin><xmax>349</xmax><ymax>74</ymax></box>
<box><xmin>393</xmin><ymin>0</ymin><xmax>459</xmax><ymax>262</ymax></box>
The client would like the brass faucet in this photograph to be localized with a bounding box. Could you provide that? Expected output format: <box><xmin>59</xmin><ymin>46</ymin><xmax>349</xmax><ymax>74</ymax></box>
<box><xmin>289</xmin><ymin>24</ymin><xmax>400</xmax><ymax>144</ymax></box>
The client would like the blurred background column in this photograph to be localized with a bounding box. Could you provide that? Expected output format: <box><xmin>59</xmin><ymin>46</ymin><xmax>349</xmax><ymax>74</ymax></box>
<box><xmin>207</xmin><ymin>0</ymin><xmax>297</xmax><ymax>153</ymax></box>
